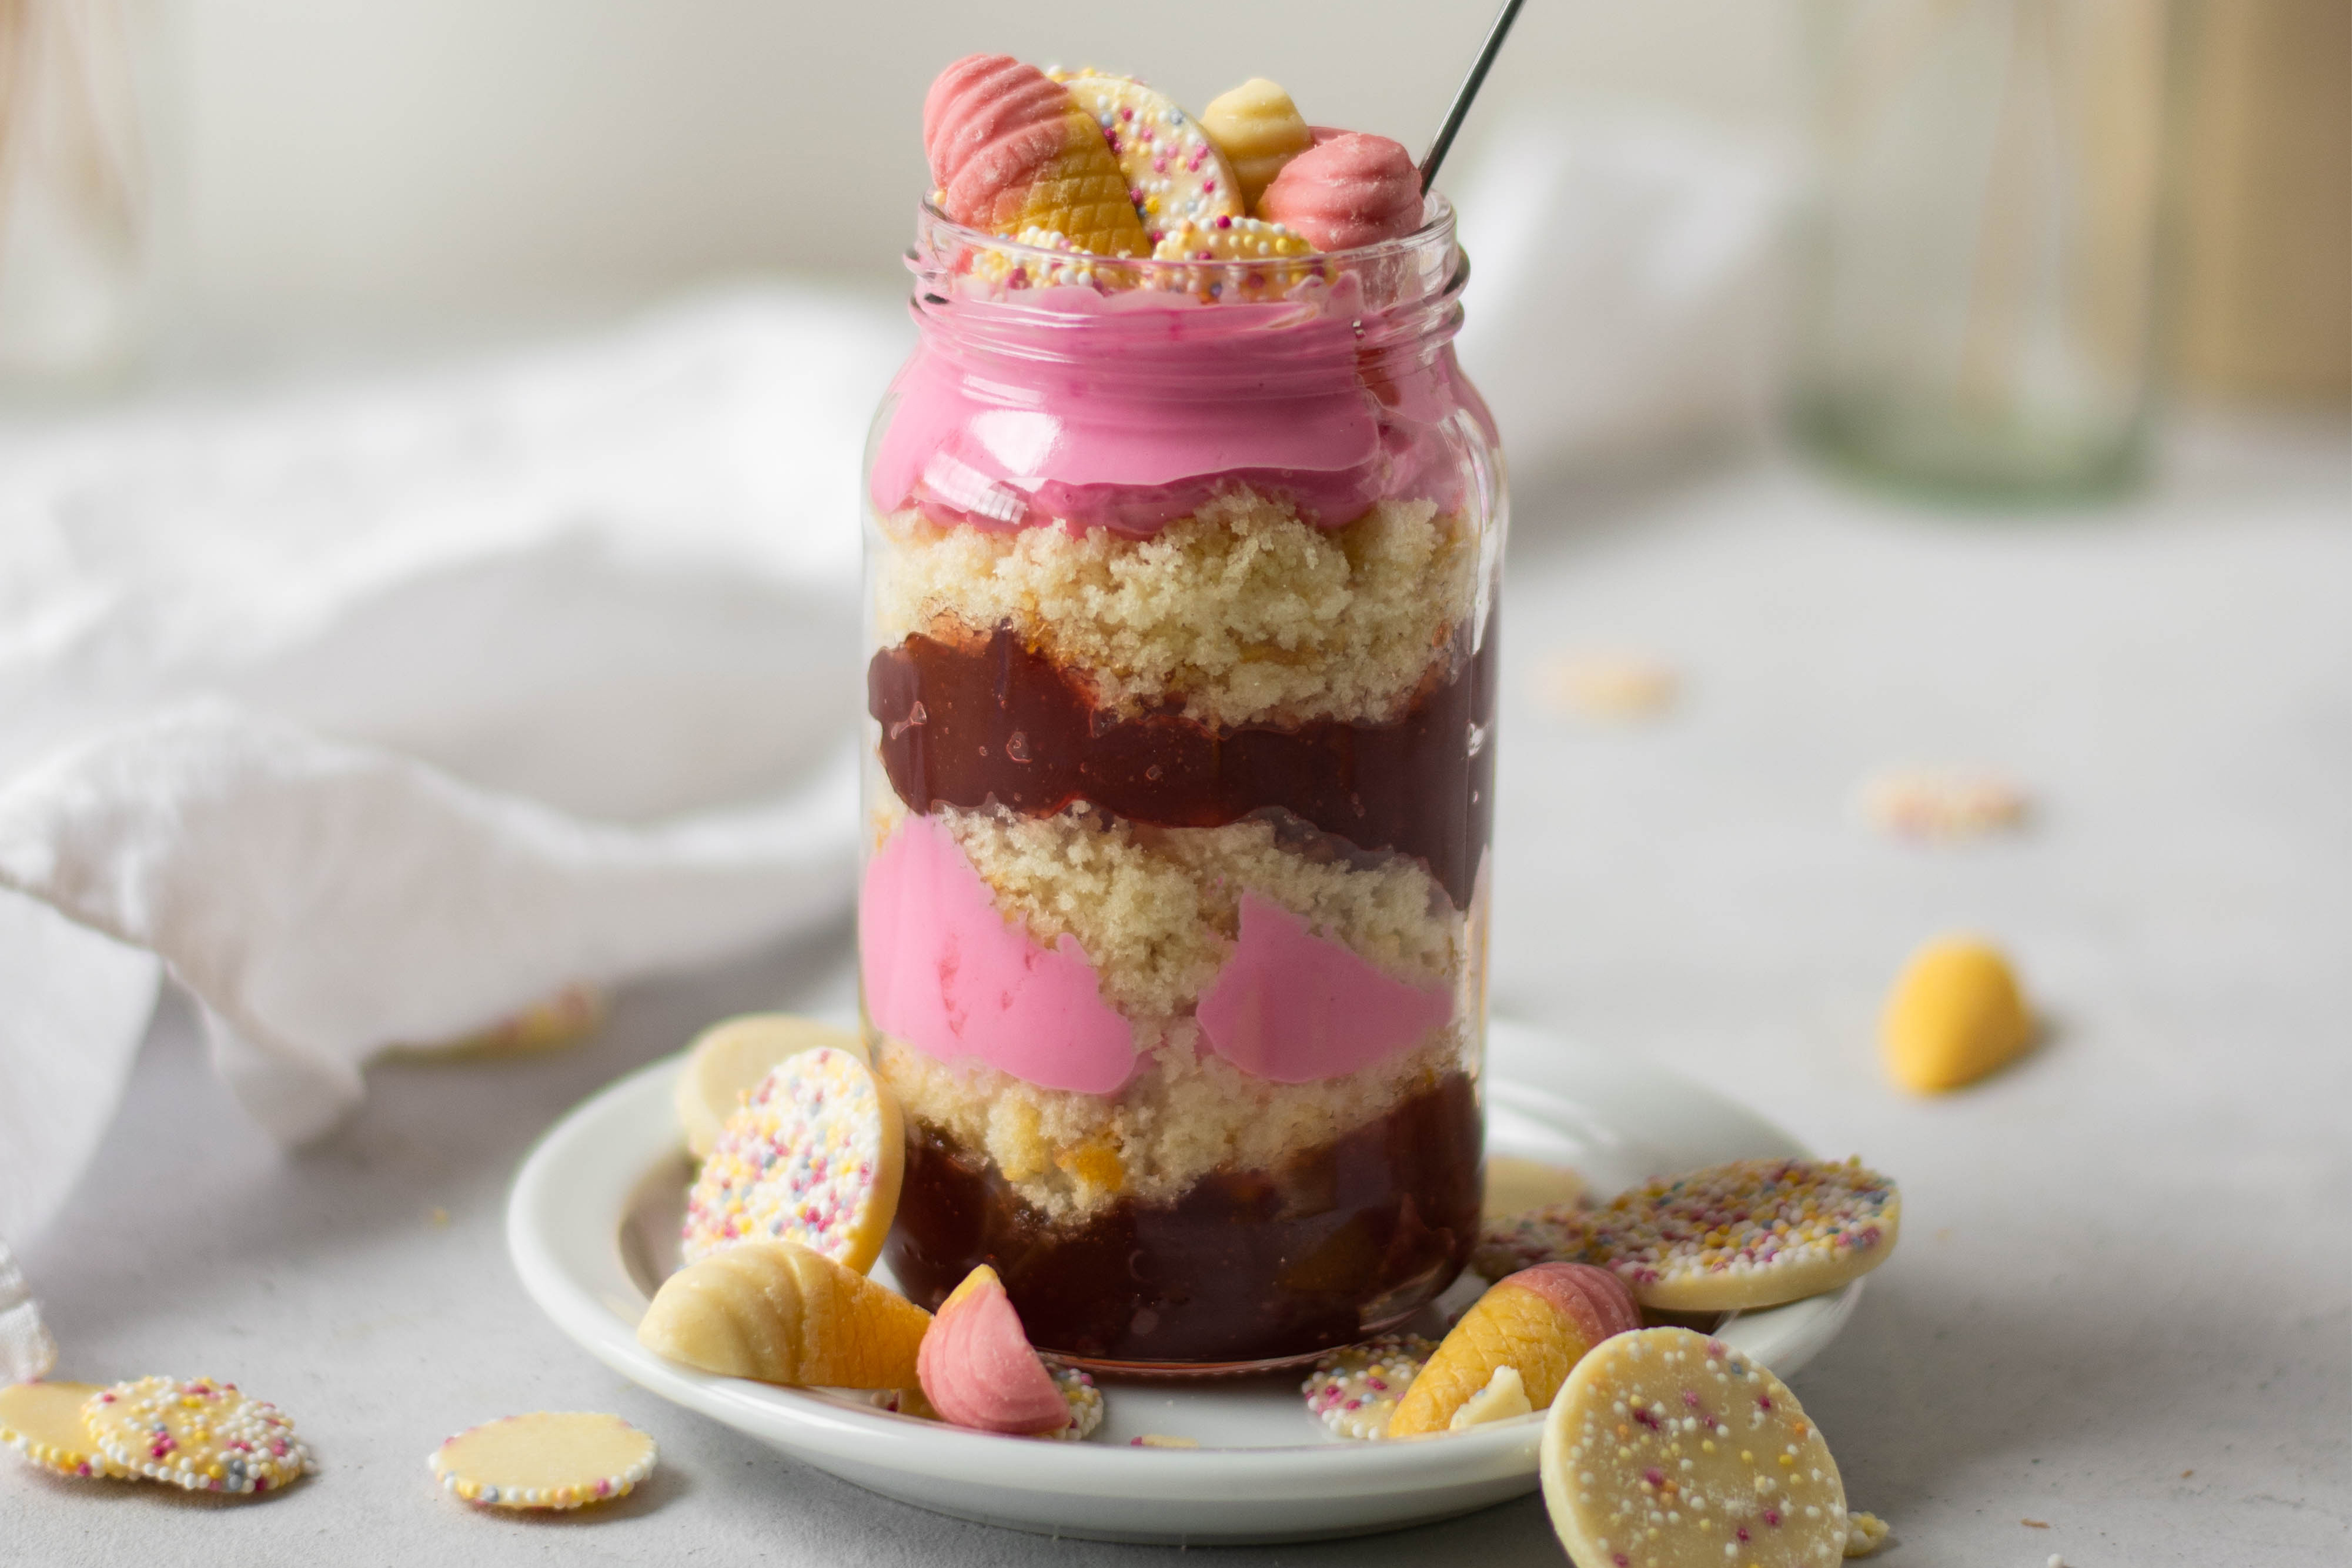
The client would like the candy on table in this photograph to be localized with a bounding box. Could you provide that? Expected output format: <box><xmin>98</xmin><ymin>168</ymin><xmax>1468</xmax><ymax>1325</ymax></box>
<box><xmin>1844</xmin><ymin>1511</ymin><xmax>1893</xmax><ymax>1556</ymax></box>
<box><xmin>81</xmin><ymin>1376</ymin><xmax>310</xmax><ymax>1494</ymax></box>
<box><xmin>1300</xmin><ymin>1332</ymin><xmax>1436</xmax><ymax>1441</ymax></box>
<box><xmin>0</xmin><ymin>1380</ymin><xmax>126</xmax><ymax>1479</ymax></box>
<box><xmin>1882</xmin><ymin>935</ymin><xmax>2035</xmax><ymax>1093</ymax></box>
<box><xmin>1856</xmin><ymin>766</ymin><xmax>2029</xmax><ymax>841</ymax></box>
<box><xmin>1483</xmin><ymin>1153</ymin><xmax>1590</xmax><ymax>1221</ymax></box>
<box><xmin>428</xmin><ymin>1412</ymin><xmax>655</xmax><ymax>1511</ymax></box>
<box><xmin>681</xmin><ymin>1044</ymin><xmax>903</xmax><ymax>1272</ymax></box>
<box><xmin>1129</xmin><ymin>1433</ymin><xmax>1199</xmax><ymax>1448</ymax></box>
<box><xmin>674</xmin><ymin>1012</ymin><xmax>867</xmax><ymax>1160</ymax></box>
<box><xmin>1447</xmin><ymin>1365</ymin><xmax>1534</xmax><ymax>1431</ymax></box>
<box><xmin>1257</xmin><ymin>130</ymin><xmax>1425</xmax><ymax>251</ymax></box>
<box><xmin>1386</xmin><ymin>1262</ymin><xmax>1640</xmax><ymax>1437</ymax></box>
<box><xmin>1055</xmin><ymin>70</ymin><xmax>1243</xmax><ymax>246</ymax></box>
<box><xmin>1199</xmin><ymin>77</ymin><xmax>1315</xmax><ymax>209</ymax></box>
<box><xmin>1472</xmin><ymin>1200</ymin><xmax>1601</xmax><ymax>1280</ymax></box>
<box><xmin>1540</xmin><ymin>1327</ymin><xmax>1850</xmax><ymax>1568</ymax></box>
<box><xmin>915</xmin><ymin>1265</ymin><xmax>1072</xmax><ymax>1436</ymax></box>
<box><xmin>1581</xmin><ymin>1158</ymin><xmax>1901</xmax><ymax>1313</ymax></box>
<box><xmin>636</xmin><ymin>1240</ymin><xmax>931</xmax><ymax>1389</ymax></box>
<box><xmin>1540</xmin><ymin>651</ymin><xmax>1680</xmax><ymax>722</ymax></box>
<box><xmin>924</xmin><ymin>55</ymin><xmax>1150</xmax><ymax>256</ymax></box>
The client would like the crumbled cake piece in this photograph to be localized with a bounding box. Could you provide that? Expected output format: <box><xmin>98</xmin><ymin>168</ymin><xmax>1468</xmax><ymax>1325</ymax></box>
<box><xmin>873</xmin><ymin>490</ymin><xmax>1477</xmax><ymax>728</ymax></box>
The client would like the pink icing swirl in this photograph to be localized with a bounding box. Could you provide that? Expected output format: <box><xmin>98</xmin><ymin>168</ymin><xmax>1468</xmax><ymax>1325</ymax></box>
<box><xmin>1257</xmin><ymin>131</ymin><xmax>1424</xmax><ymax>252</ymax></box>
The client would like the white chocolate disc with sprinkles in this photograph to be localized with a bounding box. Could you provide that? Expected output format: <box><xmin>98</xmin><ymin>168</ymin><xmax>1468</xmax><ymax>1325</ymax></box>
<box><xmin>1581</xmin><ymin>1158</ymin><xmax>1899</xmax><ymax>1312</ymax></box>
<box><xmin>1541</xmin><ymin>1327</ymin><xmax>1847</xmax><ymax>1568</ymax></box>
<box><xmin>83</xmin><ymin>1376</ymin><xmax>310</xmax><ymax>1493</ymax></box>
<box><xmin>0</xmin><ymin>1381</ymin><xmax>126</xmax><ymax>1479</ymax></box>
<box><xmin>1301</xmin><ymin>1334</ymin><xmax>1436</xmax><ymax>1441</ymax></box>
<box><xmin>1041</xmin><ymin>1365</ymin><xmax>1103</xmax><ymax>1442</ymax></box>
<box><xmin>682</xmin><ymin>1046</ymin><xmax>905</xmax><ymax>1273</ymax></box>
<box><xmin>429</xmin><ymin>1412</ymin><xmax>655</xmax><ymax>1510</ymax></box>
<box><xmin>1057</xmin><ymin>72</ymin><xmax>1243</xmax><ymax>245</ymax></box>
<box><xmin>1473</xmin><ymin>1202</ymin><xmax>1602</xmax><ymax>1281</ymax></box>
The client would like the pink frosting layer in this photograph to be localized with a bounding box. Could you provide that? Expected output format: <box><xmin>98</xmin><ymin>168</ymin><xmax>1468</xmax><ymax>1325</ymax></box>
<box><xmin>916</xmin><ymin>1269</ymin><xmax>1070</xmax><ymax>1435</ymax></box>
<box><xmin>859</xmin><ymin>814</ymin><xmax>1137</xmax><ymax>1095</ymax></box>
<box><xmin>870</xmin><ymin>276</ymin><xmax>1479</xmax><ymax>537</ymax></box>
<box><xmin>1194</xmin><ymin>892</ymin><xmax>1455</xmax><ymax>1085</ymax></box>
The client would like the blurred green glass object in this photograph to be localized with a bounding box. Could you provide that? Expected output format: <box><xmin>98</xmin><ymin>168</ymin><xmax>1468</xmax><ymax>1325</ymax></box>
<box><xmin>1795</xmin><ymin>0</ymin><xmax>2169</xmax><ymax>500</ymax></box>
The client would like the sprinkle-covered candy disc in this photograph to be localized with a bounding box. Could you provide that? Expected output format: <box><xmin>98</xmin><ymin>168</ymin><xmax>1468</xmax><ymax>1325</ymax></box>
<box><xmin>0</xmin><ymin>1380</ymin><xmax>126</xmax><ymax>1479</ymax></box>
<box><xmin>83</xmin><ymin>1376</ymin><xmax>309</xmax><ymax>1493</ymax></box>
<box><xmin>430</xmin><ymin>1411</ymin><xmax>655</xmax><ymax>1510</ymax></box>
<box><xmin>1300</xmin><ymin>1333</ymin><xmax>1436</xmax><ymax>1441</ymax></box>
<box><xmin>1582</xmin><ymin>1158</ymin><xmax>1900</xmax><ymax>1313</ymax></box>
<box><xmin>1540</xmin><ymin>1327</ymin><xmax>1849</xmax><ymax>1568</ymax></box>
<box><xmin>1057</xmin><ymin>70</ymin><xmax>1243</xmax><ymax>244</ymax></box>
<box><xmin>682</xmin><ymin>1046</ymin><xmax>905</xmax><ymax>1273</ymax></box>
<box><xmin>1473</xmin><ymin>1202</ymin><xmax>1602</xmax><ymax>1282</ymax></box>
<box><xmin>1042</xmin><ymin>1365</ymin><xmax>1103</xmax><ymax>1442</ymax></box>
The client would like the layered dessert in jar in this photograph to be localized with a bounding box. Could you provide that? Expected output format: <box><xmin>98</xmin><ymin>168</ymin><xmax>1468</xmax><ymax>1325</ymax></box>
<box><xmin>859</xmin><ymin>55</ymin><xmax>1506</xmax><ymax>1368</ymax></box>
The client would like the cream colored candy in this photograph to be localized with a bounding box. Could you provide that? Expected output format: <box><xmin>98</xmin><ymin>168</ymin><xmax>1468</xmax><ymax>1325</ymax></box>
<box><xmin>674</xmin><ymin>1013</ymin><xmax>868</xmax><ymax>1159</ymax></box>
<box><xmin>1057</xmin><ymin>70</ymin><xmax>1243</xmax><ymax>244</ymax></box>
<box><xmin>1882</xmin><ymin>935</ymin><xmax>2035</xmax><ymax>1093</ymax></box>
<box><xmin>1301</xmin><ymin>1333</ymin><xmax>1436</xmax><ymax>1440</ymax></box>
<box><xmin>1448</xmin><ymin>1365</ymin><xmax>1534</xmax><ymax>1431</ymax></box>
<box><xmin>1541</xmin><ymin>650</ymin><xmax>1679</xmax><ymax>722</ymax></box>
<box><xmin>1485</xmin><ymin>1155</ymin><xmax>1589</xmax><ymax>1221</ymax></box>
<box><xmin>1844</xmin><ymin>1511</ymin><xmax>1892</xmax><ymax>1556</ymax></box>
<box><xmin>1199</xmin><ymin>77</ymin><xmax>1314</xmax><ymax>208</ymax></box>
<box><xmin>0</xmin><ymin>1381</ymin><xmax>125</xmax><ymax>1479</ymax></box>
<box><xmin>1541</xmin><ymin>1327</ymin><xmax>1849</xmax><ymax>1568</ymax></box>
<box><xmin>682</xmin><ymin>1046</ymin><xmax>903</xmax><ymax>1272</ymax></box>
<box><xmin>1473</xmin><ymin>1202</ymin><xmax>1600</xmax><ymax>1280</ymax></box>
<box><xmin>1857</xmin><ymin>766</ymin><xmax>2027</xmax><ymax>840</ymax></box>
<box><xmin>429</xmin><ymin>1412</ymin><xmax>654</xmax><ymax>1510</ymax></box>
<box><xmin>1582</xmin><ymin>1158</ymin><xmax>1900</xmax><ymax>1313</ymax></box>
<box><xmin>83</xmin><ymin>1376</ymin><xmax>310</xmax><ymax>1494</ymax></box>
<box><xmin>637</xmin><ymin>1240</ymin><xmax>931</xmax><ymax>1389</ymax></box>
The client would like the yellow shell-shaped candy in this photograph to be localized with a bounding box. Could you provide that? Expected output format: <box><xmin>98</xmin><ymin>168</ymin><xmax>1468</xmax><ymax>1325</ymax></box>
<box><xmin>637</xmin><ymin>1240</ymin><xmax>931</xmax><ymax>1389</ymax></box>
<box><xmin>1199</xmin><ymin>78</ymin><xmax>1314</xmax><ymax>209</ymax></box>
<box><xmin>1882</xmin><ymin>935</ymin><xmax>2034</xmax><ymax>1092</ymax></box>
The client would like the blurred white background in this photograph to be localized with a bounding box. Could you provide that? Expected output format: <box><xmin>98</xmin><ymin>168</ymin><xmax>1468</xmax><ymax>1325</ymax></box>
<box><xmin>158</xmin><ymin>0</ymin><xmax>1791</xmax><ymax>339</ymax></box>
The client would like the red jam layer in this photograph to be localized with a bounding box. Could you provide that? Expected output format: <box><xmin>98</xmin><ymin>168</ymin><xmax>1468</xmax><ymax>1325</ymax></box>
<box><xmin>867</xmin><ymin>620</ymin><xmax>1497</xmax><ymax>910</ymax></box>
<box><xmin>883</xmin><ymin>1074</ymin><xmax>1483</xmax><ymax>1365</ymax></box>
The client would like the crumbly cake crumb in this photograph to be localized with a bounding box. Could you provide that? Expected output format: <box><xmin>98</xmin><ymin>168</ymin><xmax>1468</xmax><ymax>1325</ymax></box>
<box><xmin>873</xmin><ymin>490</ymin><xmax>1477</xmax><ymax>728</ymax></box>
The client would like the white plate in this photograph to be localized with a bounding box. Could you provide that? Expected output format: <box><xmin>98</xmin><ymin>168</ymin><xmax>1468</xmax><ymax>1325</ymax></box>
<box><xmin>507</xmin><ymin>1018</ymin><xmax>1863</xmax><ymax>1545</ymax></box>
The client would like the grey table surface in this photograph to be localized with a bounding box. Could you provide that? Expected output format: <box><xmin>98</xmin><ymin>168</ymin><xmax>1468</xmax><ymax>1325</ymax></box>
<box><xmin>10</xmin><ymin>420</ymin><xmax>2349</xmax><ymax>1567</ymax></box>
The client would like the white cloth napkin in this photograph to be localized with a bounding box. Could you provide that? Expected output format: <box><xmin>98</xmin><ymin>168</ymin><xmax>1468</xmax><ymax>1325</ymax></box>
<box><xmin>0</xmin><ymin>289</ymin><xmax>909</xmax><ymax>1373</ymax></box>
<box><xmin>0</xmin><ymin>108</ymin><xmax>1792</xmax><ymax>1379</ymax></box>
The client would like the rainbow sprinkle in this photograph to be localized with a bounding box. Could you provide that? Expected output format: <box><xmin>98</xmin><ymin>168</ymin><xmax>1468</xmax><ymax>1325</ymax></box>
<box><xmin>82</xmin><ymin>1376</ymin><xmax>310</xmax><ymax>1494</ymax></box>
<box><xmin>682</xmin><ymin>1046</ymin><xmax>888</xmax><ymax>1265</ymax></box>
<box><xmin>1041</xmin><ymin>1364</ymin><xmax>1103</xmax><ymax>1442</ymax></box>
<box><xmin>1300</xmin><ymin>1334</ymin><xmax>1437</xmax><ymax>1441</ymax></box>
<box><xmin>1585</xmin><ymin>1158</ymin><xmax>1898</xmax><ymax>1302</ymax></box>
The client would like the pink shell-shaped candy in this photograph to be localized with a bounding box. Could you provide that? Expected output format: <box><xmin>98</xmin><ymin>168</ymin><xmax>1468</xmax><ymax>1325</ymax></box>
<box><xmin>922</xmin><ymin>55</ymin><xmax>1072</xmax><ymax>229</ymax></box>
<box><xmin>1502</xmin><ymin>1261</ymin><xmax>1644</xmax><ymax>1346</ymax></box>
<box><xmin>916</xmin><ymin>1267</ymin><xmax>1071</xmax><ymax>1436</ymax></box>
<box><xmin>1256</xmin><ymin>130</ymin><xmax>1423</xmax><ymax>251</ymax></box>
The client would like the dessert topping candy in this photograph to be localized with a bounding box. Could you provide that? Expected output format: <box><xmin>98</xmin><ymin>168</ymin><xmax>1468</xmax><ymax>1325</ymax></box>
<box><xmin>1199</xmin><ymin>78</ymin><xmax>1316</xmax><ymax>209</ymax></box>
<box><xmin>636</xmin><ymin>1240</ymin><xmax>931</xmax><ymax>1389</ymax></box>
<box><xmin>1057</xmin><ymin>70</ymin><xmax>1243</xmax><ymax>245</ymax></box>
<box><xmin>1257</xmin><ymin>130</ymin><xmax>1425</xmax><ymax>251</ymax></box>
<box><xmin>1582</xmin><ymin>1158</ymin><xmax>1900</xmax><ymax>1313</ymax></box>
<box><xmin>675</xmin><ymin>1012</ymin><xmax>867</xmax><ymax>1160</ymax></box>
<box><xmin>916</xmin><ymin>1265</ymin><xmax>1072</xmax><ymax>1436</ymax></box>
<box><xmin>0</xmin><ymin>1380</ymin><xmax>126</xmax><ymax>1479</ymax></box>
<box><xmin>1300</xmin><ymin>1332</ymin><xmax>1436</xmax><ymax>1441</ymax></box>
<box><xmin>1150</xmin><ymin>214</ymin><xmax>1314</xmax><ymax>263</ymax></box>
<box><xmin>1474</xmin><ymin>1201</ymin><xmax>1602</xmax><ymax>1283</ymax></box>
<box><xmin>924</xmin><ymin>55</ymin><xmax>1151</xmax><ymax>256</ymax></box>
<box><xmin>681</xmin><ymin>1044</ymin><xmax>903</xmax><ymax>1271</ymax></box>
<box><xmin>1448</xmin><ymin>1365</ymin><xmax>1535</xmax><ymax>1430</ymax></box>
<box><xmin>428</xmin><ymin>1412</ymin><xmax>655</xmax><ymax>1510</ymax></box>
<box><xmin>1881</xmin><ymin>935</ymin><xmax>2035</xmax><ymax>1093</ymax></box>
<box><xmin>1387</xmin><ymin>1262</ymin><xmax>1640</xmax><ymax>1437</ymax></box>
<box><xmin>82</xmin><ymin>1376</ymin><xmax>310</xmax><ymax>1494</ymax></box>
<box><xmin>1540</xmin><ymin>1327</ymin><xmax>1849</xmax><ymax>1568</ymax></box>
<box><xmin>1043</xmin><ymin>1363</ymin><xmax>1104</xmax><ymax>1442</ymax></box>
<box><xmin>1484</xmin><ymin>1154</ymin><xmax>1591</xmax><ymax>1221</ymax></box>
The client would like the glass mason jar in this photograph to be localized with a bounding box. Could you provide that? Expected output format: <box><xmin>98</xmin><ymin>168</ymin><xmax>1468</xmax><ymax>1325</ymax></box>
<box><xmin>858</xmin><ymin>197</ymin><xmax>1506</xmax><ymax>1370</ymax></box>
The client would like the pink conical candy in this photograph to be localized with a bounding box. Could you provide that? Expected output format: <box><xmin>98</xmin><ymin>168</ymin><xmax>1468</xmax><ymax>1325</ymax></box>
<box><xmin>1256</xmin><ymin>130</ymin><xmax>1423</xmax><ymax>251</ymax></box>
<box><xmin>922</xmin><ymin>55</ymin><xmax>1074</xmax><ymax>228</ymax></box>
<box><xmin>915</xmin><ymin>1265</ymin><xmax>1071</xmax><ymax>1436</ymax></box>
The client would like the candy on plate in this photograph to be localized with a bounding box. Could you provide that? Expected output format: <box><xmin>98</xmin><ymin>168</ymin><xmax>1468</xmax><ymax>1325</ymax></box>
<box><xmin>674</xmin><ymin>1012</ymin><xmax>867</xmax><ymax>1159</ymax></box>
<box><xmin>1483</xmin><ymin>1155</ymin><xmax>1589</xmax><ymax>1221</ymax></box>
<box><xmin>916</xmin><ymin>1265</ymin><xmax>1072</xmax><ymax>1437</ymax></box>
<box><xmin>1300</xmin><ymin>1333</ymin><xmax>1436</xmax><ymax>1441</ymax></box>
<box><xmin>682</xmin><ymin>1044</ymin><xmax>903</xmax><ymax>1272</ymax></box>
<box><xmin>429</xmin><ymin>1411</ymin><xmax>655</xmax><ymax>1510</ymax></box>
<box><xmin>637</xmin><ymin>1240</ymin><xmax>931</xmax><ymax>1389</ymax></box>
<box><xmin>83</xmin><ymin>1376</ymin><xmax>309</xmax><ymax>1494</ymax></box>
<box><xmin>1447</xmin><ymin>1365</ymin><xmax>1534</xmax><ymax>1431</ymax></box>
<box><xmin>1387</xmin><ymin>1263</ymin><xmax>1640</xmax><ymax>1437</ymax></box>
<box><xmin>1583</xmin><ymin>1158</ymin><xmax>1901</xmax><ymax>1313</ymax></box>
<box><xmin>0</xmin><ymin>1380</ymin><xmax>125</xmax><ymax>1479</ymax></box>
<box><xmin>1540</xmin><ymin>1327</ymin><xmax>1850</xmax><ymax>1568</ymax></box>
